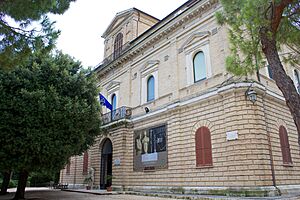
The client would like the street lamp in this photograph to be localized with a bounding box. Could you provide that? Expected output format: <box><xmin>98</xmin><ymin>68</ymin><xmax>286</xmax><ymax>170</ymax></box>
<box><xmin>245</xmin><ymin>84</ymin><xmax>257</xmax><ymax>104</ymax></box>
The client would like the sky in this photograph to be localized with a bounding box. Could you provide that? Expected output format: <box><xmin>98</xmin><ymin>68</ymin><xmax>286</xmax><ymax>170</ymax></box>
<box><xmin>49</xmin><ymin>0</ymin><xmax>187</xmax><ymax>68</ymax></box>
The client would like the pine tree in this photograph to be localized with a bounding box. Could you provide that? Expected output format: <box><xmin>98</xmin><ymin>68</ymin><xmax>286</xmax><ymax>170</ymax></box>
<box><xmin>0</xmin><ymin>0</ymin><xmax>75</xmax><ymax>70</ymax></box>
<box><xmin>216</xmin><ymin>0</ymin><xmax>300</xmax><ymax>143</ymax></box>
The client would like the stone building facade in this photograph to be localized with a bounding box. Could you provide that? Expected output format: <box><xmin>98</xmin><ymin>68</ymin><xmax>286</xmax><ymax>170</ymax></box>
<box><xmin>60</xmin><ymin>0</ymin><xmax>300</xmax><ymax>196</ymax></box>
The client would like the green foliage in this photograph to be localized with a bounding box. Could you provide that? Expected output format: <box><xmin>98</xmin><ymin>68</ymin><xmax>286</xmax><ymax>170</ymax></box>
<box><xmin>83</xmin><ymin>176</ymin><xmax>93</xmax><ymax>184</ymax></box>
<box><xmin>0</xmin><ymin>0</ymin><xmax>75</xmax><ymax>70</ymax></box>
<box><xmin>216</xmin><ymin>0</ymin><xmax>300</xmax><ymax>76</ymax></box>
<box><xmin>8</xmin><ymin>180</ymin><xmax>18</xmax><ymax>188</ymax></box>
<box><xmin>0</xmin><ymin>179</ymin><xmax>18</xmax><ymax>189</ymax></box>
<box><xmin>0</xmin><ymin>0</ymin><xmax>75</xmax><ymax>21</ymax></box>
<box><xmin>29</xmin><ymin>172</ymin><xmax>56</xmax><ymax>187</ymax></box>
<box><xmin>0</xmin><ymin>51</ymin><xmax>102</xmax><ymax>174</ymax></box>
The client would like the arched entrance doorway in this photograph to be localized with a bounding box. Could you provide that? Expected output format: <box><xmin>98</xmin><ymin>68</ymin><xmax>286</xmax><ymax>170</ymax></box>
<box><xmin>100</xmin><ymin>138</ymin><xmax>113</xmax><ymax>189</ymax></box>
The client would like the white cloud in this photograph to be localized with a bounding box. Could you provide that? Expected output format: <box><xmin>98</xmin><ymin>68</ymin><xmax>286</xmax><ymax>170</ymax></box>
<box><xmin>49</xmin><ymin>0</ymin><xmax>187</xmax><ymax>67</ymax></box>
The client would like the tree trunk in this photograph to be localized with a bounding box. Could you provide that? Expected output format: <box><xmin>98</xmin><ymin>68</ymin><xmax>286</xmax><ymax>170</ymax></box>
<box><xmin>0</xmin><ymin>170</ymin><xmax>11</xmax><ymax>195</ymax></box>
<box><xmin>260</xmin><ymin>27</ymin><xmax>300</xmax><ymax>146</ymax></box>
<box><xmin>13</xmin><ymin>170</ymin><xmax>29</xmax><ymax>200</ymax></box>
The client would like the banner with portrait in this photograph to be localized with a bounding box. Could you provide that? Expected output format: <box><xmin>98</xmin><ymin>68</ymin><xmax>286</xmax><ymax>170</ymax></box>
<box><xmin>133</xmin><ymin>124</ymin><xmax>168</xmax><ymax>171</ymax></box>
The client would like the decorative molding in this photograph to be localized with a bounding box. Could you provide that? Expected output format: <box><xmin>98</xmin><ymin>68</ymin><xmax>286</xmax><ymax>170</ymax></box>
<box><xmin>132</xmin><ymin>82</ymin><xmax>288</xmax><ymax>123</ymax></box>
<box><xmin>275</xmin><ymin>119</ymin><xmax>289</xmax><ymax>132</ymax></box>
<box><xmin>192</xmin><ymin>120</ymin><xmax>214</xmax><ymax>134</ymax></box>
<box><xmin>178</xmin><ymin>31</ymin><xmax>211</xmax><ymax>53</ymax></box>
<box><xmin>106</xmin><ymin>81</ymin><xmax>121</xmax><ymax>94</ymax></box>
<box><xmin>96</xmin><ymin>0</ymin><xmax>219</xmax><ymax>76</ymax></box>
<box><xmin>98</xmin><ymin>136</ymin><xmax>113</xmax><ymax>151</ymax></box>
<box><xmin>102</xmin><ymin>8</ymin><xmax>134</xmax><ymax>38</ymax></box>
<box><xmin>140</xmin><ymin>60</ymin><xmax>160</xmax><ymax>78</ymax></box>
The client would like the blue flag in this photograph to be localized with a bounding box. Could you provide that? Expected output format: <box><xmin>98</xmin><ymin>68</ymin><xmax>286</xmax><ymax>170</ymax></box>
<box><xmin>99</xmin><ymin>93</ymin><xmax>112</xmax><ymax>110</ymax></box>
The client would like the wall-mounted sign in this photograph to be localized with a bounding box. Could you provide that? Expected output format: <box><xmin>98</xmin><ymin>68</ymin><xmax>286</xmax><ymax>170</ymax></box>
<box><xmin>133</xmin><ymin>124</ymin><xmax>168</xmax><ymax>171</ymax></box>
<box><xmin>142</xmin><ymin>152</ymin><xmax>158</xmax><ymax>162</ymax></box>
<box><xmin>114</xmin><ymin>158</ymin><xmax>121</xmax><ymax>166</ymax></box>
<box><xmin>226</xmin><ymin>131</ymin><xmax>238</xmax><ymax>141</ymax></box>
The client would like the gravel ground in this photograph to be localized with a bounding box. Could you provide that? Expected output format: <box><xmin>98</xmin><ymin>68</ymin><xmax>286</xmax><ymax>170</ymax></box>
<box><xmin>0</xmin><ymin>189</ymin><xmax>182</xmax><ymax>200</ymax></box>
<box><xmin>1</xmin><ymin>188</ymin><xmax>300</xmax><ymax>200</ymax></box>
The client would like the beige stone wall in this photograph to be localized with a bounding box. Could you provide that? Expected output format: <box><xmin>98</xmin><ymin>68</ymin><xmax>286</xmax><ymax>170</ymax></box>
<box><xmin>94</xmin><ymin>86</ymin><xmax>300</xmax><ymax>190</ymax></box>
<box><xmin>123</xmin><ymin>88</ymin><xmax>271</xmax><ymax>188</ymax></box>
<box><xmin>60</xmin><ymin>0</ymin><xmax>300</xmax><ymax>194</ymax></box>
<box><xmin>99</xmin><ymin>4</ymin><xmax>229</xmax><ymax>117</ymax></box>
<box><xmin>60</xmin><ymin>85</ymin><xmax>300</xmax><ymax>190</ymax></box>
<box><xmin>60</xmin><ymin>154</ymin><xmax>88</xmax><ymax>186</ymax></box>
<box><xmin>263</xmin><ymin>94</ymin><xmax>300</xmax><ymax>185</ymax></box>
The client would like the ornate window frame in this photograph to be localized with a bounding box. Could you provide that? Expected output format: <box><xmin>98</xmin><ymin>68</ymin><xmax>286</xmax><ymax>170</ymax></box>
<box><xmin>140</xmin><ymin>60</ymin><xmax>159</xmax><ymax>104</ymax></box>
<box><xmin>180</xmin><ymin>31</ymin><xmax>212</xmax><ymax>86</ymax></box>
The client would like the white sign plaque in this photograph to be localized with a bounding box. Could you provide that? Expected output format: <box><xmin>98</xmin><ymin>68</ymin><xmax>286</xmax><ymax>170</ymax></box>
<box><xmin>114</xmin><ymin>158</ymin><xmax>121</xmax><ymax>166</ymax></box>
<box><xmin>226</xmin><ymin>131</ymin><xmax>238</xmax><ymax>141</ymax></box>
<box><xmin>142</xmin><ymin>152</ymin><xmax>158</xmax><ymax>162</ymax></box>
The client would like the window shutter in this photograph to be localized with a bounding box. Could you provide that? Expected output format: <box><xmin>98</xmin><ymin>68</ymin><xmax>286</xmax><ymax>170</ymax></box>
<box><xmin>83</xmin><ymin>152</ymin><xmax>89</xmax><ymax>174</ymax></box>
<box><xmin>279</xmin><ymin>126</ymin><xmax>292</xmax><ymax>164</ymax></box>
<box><xmin>195</xmin><ymin>126</ymin><xmax>213</xmax><ymax>167</ymax></box>
<box><xmin>195</xmin><ymin>130</ymin><xmax>203</xmax><ymax>166</ymax></box>
<box><xmin>66</xmin><ymin>161</ymin><xmax>71</xmax><ymax>175</ymax></box>
<box><xmin>203</xmin><ymin>127</ymin><xmax>212</xmax><ymax>165</ymax></box>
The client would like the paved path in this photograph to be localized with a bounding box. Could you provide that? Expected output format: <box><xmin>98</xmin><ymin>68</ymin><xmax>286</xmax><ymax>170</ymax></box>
<box><xmin>0</xmin><ymin>188</ymin><xmax>182</xmax><ymax>200</ymax></box>
<box><xmin>0</xmin><ymin>188</ymin><xmax>300</xmax><ymax>200</ymax></box>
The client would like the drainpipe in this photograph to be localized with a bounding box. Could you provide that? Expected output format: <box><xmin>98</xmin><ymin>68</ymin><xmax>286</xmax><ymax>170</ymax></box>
<box><xmin>261</xmin><ymin>90</ymin><xmax>281</xmax><ymax>195</ymax></box>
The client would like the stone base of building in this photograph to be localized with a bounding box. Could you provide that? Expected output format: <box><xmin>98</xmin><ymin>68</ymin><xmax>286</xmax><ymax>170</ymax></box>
<box><xmin>66</xmin><ymin>184</ymin><xmax>86</xmax><ymax>189</ymax></box>
<box><xmin>119</xmin><ymin>185</ymin><xmax>299</xmax><ymax>197</ymax></box>
<box><xmin>277</xmin><ymin>185</ymin><xmax>300</xmax><ymax>195</ymax></box>
<box><xmin>65</xmin><ymin>184</ymin><xmax>300</xmax><ymax>197</ymax></box>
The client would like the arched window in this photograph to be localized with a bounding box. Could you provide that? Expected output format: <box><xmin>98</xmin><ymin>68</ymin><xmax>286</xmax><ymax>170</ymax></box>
<box><xmin>193</xmin><ymin>51</ymin><xmax>206</xmax><ymax>82</ymax></box>
<box><xmin>82</xmin><ymin>151</ymin><xmax>88</xmax><ymax>175</ymax></box>
<box><xmin>279</xmin><ymin>125</ymin><xmax>292</xmax><ymax>165</ymax></box>
<box><xmin>111</xmin><ymin>94</ymin><xmax>117</xmax><ymax>111</ymax></box>
<box><xmin>114</xmin><ymin>33</ymin><xmax>123</xmax><ymax>59</ymax></box>
<box><xmin>195</xmin><ymin>126</ymin><xmax>212</xmax><ymax>167</ymax></box>
<box><xmin>294</xmin><ymin>69</ymin><xmax>300</xmax><ymax>93</ymax></box>
<box><xmin>147</xmin><ymin>75</ymin><xmax>155</xmax><ymax>102</ymax></box>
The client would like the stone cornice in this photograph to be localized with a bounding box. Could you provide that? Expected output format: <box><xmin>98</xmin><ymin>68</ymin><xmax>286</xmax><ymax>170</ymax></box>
<box><xmin>178</xmin><ymin>31</ymin><xmax>211</xmax><ymax>53</ymax></box>
<box><xmin>102</xmin><ymin>8</ymin><xmax>134</xmax><ymax>38</ymax></box>
<box><xmin>96</xmin><ymin>0</ymin><xmax>219</xmax><ymax>77</ymax></box>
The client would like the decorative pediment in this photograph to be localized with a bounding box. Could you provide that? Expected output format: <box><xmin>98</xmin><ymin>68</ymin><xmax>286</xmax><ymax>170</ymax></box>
<box><xmin>140</xmin><ymin>60</ymin><xmax>160</xmax><ymax>77</ymax></box>
<box><xmin>178</xmin><ymin>31</ymin><xmax>211</xmax><ymax>53</ymax></box>
<box><xmin>106</xmin><ymin>81</ymin><xmax>121</xmax><ymax>93</ymax></box>
<box><xmin>102</xmin><ymin>8</ymin><xmax>135</xmax><ymax>38</ymax></box>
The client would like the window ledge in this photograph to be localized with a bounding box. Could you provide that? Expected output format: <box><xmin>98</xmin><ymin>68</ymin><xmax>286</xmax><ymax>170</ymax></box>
<box><xmin>283</xmin><ymin>163</ymin><xmax>293</xmax><ymax>167</ymax></box>
<box><xmin>196</xmin><ymin>165</ymin><xmax>213</xmax><ymax>169</ymax></box>
<box><xmin>194</xmin><ymin>77</ymin><xmax>207</xmax><ymax>84</ymax></box>
<box><xmin>146</xmin><ymin>99</ymin><xmax>155</xmax><ymax>104</ymax></box>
